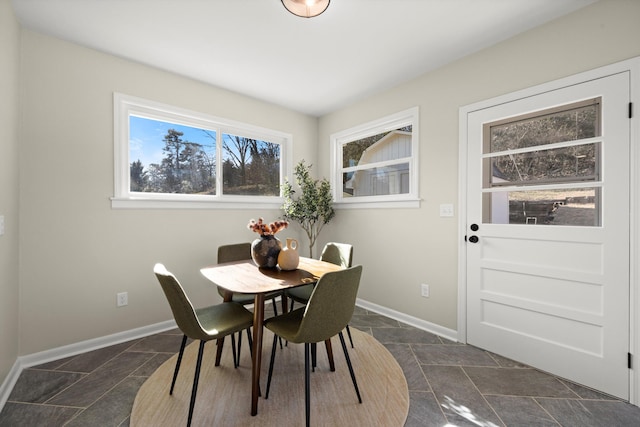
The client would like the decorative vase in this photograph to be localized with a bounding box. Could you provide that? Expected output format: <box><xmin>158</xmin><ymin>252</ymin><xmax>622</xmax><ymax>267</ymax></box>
<box><xmin>251</xmin><ymin>235</ymin><xmax>282</xmax><ymax>268</ymax></box>
<box><xmin>278</xmin><ymin>238</ymin><xmax>300</xmax><ymax>270</ymax></box>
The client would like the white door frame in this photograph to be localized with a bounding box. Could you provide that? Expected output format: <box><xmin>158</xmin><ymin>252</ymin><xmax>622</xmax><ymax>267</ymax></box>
<box><xmin>457</xmin><ymin>56</ymin><xmax>640</xmax><ymax>406</ymax></box>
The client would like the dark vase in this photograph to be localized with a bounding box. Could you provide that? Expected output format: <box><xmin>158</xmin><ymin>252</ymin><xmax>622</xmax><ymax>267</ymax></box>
<box><xmin>251</xmin><ymin>235</ymin><xmax>282</xmax><ymax>268</ymax></box>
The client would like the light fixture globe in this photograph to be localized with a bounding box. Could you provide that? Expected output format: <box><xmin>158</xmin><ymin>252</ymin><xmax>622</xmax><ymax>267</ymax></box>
<box><xmin>281</xmin><ymin>0</ymin><xmax>330</xmax><ymax>18</ymax></box>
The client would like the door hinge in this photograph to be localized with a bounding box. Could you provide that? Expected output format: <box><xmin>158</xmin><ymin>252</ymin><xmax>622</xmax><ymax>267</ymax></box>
<box><xmin>629</xmin><ymin>102</ymin><xmax>633</xmax><ymax>119</ymax></box>
<box><xmin>628</xmin><ymin>352</ymin><xmax>632</xmax><ymax>369</ymax></box>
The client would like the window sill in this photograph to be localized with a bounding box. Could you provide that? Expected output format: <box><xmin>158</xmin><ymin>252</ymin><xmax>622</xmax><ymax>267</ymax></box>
<box><xmin>334</xmin><ymin>198</ymin><xmax>421</xmax><ymax>209</ymax></box>
<box><xmin>111</xmin><ymin>196</ymin><xmax>283</xmax><ymax>210</ymax></box>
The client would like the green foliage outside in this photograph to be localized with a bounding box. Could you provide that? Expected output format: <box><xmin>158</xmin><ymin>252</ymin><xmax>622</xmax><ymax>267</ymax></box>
<box><xmin>281</xmin><ymin>160</ymin><xmax>335</xmax><ymax>258</ymax></box>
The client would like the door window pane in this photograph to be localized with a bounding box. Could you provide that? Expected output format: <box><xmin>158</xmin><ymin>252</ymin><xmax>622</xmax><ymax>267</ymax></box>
<box><xmin>490</xmin><ymin>144</ymin><xmax>598</xmax><ymax>186</ymax></box>
<box><xmin>482</xmin><ymin>99</ymin><xmax>601</xmax><ymax>226</ymax></box>
<box><xmin>484</xmin><ymin>188</ymin><xmax>599</xmax><ymax>226</ymax></box>
<box><xmin>489</xmin><ymin>103</ymin><xmax>598</xmax><ymax>152</ymax></box>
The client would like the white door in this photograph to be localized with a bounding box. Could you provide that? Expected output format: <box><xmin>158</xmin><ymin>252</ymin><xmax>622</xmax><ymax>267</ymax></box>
<box><xmin>465</xmin><ymin>71</ymin><xmax>630</xmax><ymax>399</ymax></box>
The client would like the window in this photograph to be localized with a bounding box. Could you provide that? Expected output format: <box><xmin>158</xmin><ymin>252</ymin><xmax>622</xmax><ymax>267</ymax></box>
<box><xmin>113</xmin><ymin>93</ymin><xmax>291</xmax><ymax>209</ymax></box>
<box><xmin>330</xmin><ymin>107</ymin><xmax>419</xmax><ymax>208</ymax></box>
<box><xmin>482</xmin><ymin>98</ymin><xmax>601</xmax><ymax>226</ymax></box>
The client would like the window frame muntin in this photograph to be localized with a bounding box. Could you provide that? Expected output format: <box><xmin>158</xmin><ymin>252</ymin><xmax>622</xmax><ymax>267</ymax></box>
<box><xmin>112</xmin><ymin>93</ymin><xmax>292</xmax><ymax>209</ymax></box>
<box><xmin>330</xmin><ymin>107</ymin><xmax>420</xmax><ymax>208</ymax></box>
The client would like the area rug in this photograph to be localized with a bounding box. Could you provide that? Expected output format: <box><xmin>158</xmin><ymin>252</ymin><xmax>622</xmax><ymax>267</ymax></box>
<box><xmin>131</xmin><ymin>327</ymin><xmax>409</xmax><ymax>426</ymax></box>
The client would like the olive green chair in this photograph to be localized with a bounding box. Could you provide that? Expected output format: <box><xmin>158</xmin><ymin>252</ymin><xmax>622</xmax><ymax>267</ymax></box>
<box><xmin>264</xmin><ymin>265</ymin><xmax>363</xmax><ymax>427</ymax></box>
<box><xmin>286</xmin><ymin>242</ymin><xmax>355</xmax><ymax>348</ymax></box>
<box><xmin>154</xmin><ymin>263</ymin><xmax>254</xmax><ymax>427</ymax></box>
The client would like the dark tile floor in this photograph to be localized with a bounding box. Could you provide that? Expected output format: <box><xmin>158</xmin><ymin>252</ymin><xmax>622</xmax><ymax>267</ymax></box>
<box><xmin>2</xmin><ymin>306</ymin><xmax>640</xmax><ymax>426</ymax></box>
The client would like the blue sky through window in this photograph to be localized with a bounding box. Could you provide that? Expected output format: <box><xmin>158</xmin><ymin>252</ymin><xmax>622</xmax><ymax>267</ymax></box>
<box><xmin>129</xmin><ymin>115</ymin><xmax>216</xmax><ymax>168</ymax></box>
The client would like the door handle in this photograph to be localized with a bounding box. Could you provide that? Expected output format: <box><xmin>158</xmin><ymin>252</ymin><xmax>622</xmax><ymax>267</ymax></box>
<box><xmin>468</xmin><ymin>235</ymin><xmax>479</xmax><ymax>243</ymax></box>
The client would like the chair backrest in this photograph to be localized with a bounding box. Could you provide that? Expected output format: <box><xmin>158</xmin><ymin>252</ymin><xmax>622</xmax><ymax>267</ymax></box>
<box><xmin>216</xmin><ymin>243</ymin><xmax>252</xmax><ymax>298</ymax></box>
<box><xmin>217</xmin><ymin>242</ymin><xmax>251</xmax><ymax>264</ymax></box>
<box><xmin>153</xmin><ymin>263</ymin><xmax>207</xmax><ymax>341</ymax></box>
<box><xmin>294</xmin><ymin>265</ymin><xmax>363</xmax><ymax>343</ymax></box>
<box><xmin>320</xmin><ymin>242</ymin><xmax>353</xmax><ymax>268</ymax></box>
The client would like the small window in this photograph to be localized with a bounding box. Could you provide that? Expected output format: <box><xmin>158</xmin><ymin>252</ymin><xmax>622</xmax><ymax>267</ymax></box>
<box><xmin>113</xmin><ymin>93</ymin><xmax>291</xmax><ymax>209</ymax></box>
<box><xmin>331</xmin><ymin>107</ymin><xmax>419</xmax><ymax>208</ymax></box>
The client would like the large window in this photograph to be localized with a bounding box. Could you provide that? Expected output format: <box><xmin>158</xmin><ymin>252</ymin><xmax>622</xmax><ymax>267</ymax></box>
<box><xmin>113</xmin><ymin>93</ymin><xmax>291</xmax><ymax>209</ymax></box>
<box><xmin>330</xmin><ymin>107</ymin><xmax>419</xmax><ymax>208</ymax></box>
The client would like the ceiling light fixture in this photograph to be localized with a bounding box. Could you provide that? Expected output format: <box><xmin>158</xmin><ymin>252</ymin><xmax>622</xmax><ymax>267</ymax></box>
<box><xmin>281</xmin><ymin>0</ymin><xmax>330</xmax><ymax>18</ymax></box>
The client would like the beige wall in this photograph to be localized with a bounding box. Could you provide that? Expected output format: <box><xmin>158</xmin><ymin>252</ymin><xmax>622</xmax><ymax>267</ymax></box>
<box><xmin>7</xmin><ymin>0</ymin><xmax>640</xmax><ymax>365</ymax></box>
<box><xmin>17</xmin><ymin>31</ymin><xmax>317</xmax><ymax>355</ymax></box>
<box><xmin>318</xmin><ymin>0</ymin><xmax>640</xmax><ymax>330</ymax></box>
<box><xmin>0</xmin><ymin>0</ymin><xmax>21</xmax><ymax>381</ymax></box>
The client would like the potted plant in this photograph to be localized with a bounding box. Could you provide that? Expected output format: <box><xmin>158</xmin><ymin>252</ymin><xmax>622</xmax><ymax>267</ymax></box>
<box><xmin>281</xmin><ymin>160</ymin><xmax>335</xmax><ymax>258</ymax></box>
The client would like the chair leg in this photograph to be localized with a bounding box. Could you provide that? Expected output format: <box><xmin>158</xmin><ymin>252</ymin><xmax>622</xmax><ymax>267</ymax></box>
<box><xmin>214</xmin><ymin>336</ymin><xmax>225</xmax><ymax>366</ymax></box>
<box><xmin>237</xmin><ymin>330</ymin><xmax>243</xmax><ymax>366</ymax></box>
<box><xmin>187</xmin><ymin>341</ymin><xmax>206</xmax><ymax>427</ymax></box>
<box><xmin>311</xmin><ymin>342</ymin><xmax>317</xmax><ymax>372</ymax></box>
<box><xmin>324</xmin><ymin>339</ymin><xmax>335</xmax><ymax>372</ymax></box>
<box><xmin>170</xmin><ymin>335</ymin><xmax>188</xmax><ymax>395</ymax></box>
<box><xmin>265</xmin><ymin>333</ymin><xmax>279</xmax><ymax>399</ymax></box>
<box><xmin>304</xmin><ymin>342</ymin><xmax>311</xmax><ymax>427</ymax></box>
<box><xmin>246</xmin><ymin>327</ymin><xmax>253</xmax><ymax>356</ymax></box>
<box><xmin>235</xmin><ymin>328</ymin><xmax>255</xmax><ymax>367</ymax></box>
<box><xmin>271</xmin><ymin>298</ymin><xmax>283</xmax><ymax>349</ymax></box>
<box><xmin>231</xmin><ymin>333</ymin><xmax>238</xmax><ymax>368</ymax></box>
<box><xmin>338</xmin><ymin>331</ymin><xmax>362</xmax><ymax>403</ymax></box>
<box><xmin>346</xmin><ymin>324</ymin><xmax>354</xmax><ymax>348</ymax></box>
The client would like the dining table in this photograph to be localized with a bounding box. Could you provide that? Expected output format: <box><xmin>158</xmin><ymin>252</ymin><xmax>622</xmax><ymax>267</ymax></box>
<box><xmin>200</xmin><ymin>256</ymin><xmax>343</xmax><ymax>416</ymax></box>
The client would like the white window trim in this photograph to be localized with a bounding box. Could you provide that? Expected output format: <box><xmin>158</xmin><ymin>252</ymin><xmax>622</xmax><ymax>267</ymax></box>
<box><xmin>112</xmin><ymin>93</ymin><xmax>292</xmax><ymax>209</ymax></box>
<box><xmin>330</xmin><ymin>107</ymin><xmax>420</xmax><ymax>209</ymax></box>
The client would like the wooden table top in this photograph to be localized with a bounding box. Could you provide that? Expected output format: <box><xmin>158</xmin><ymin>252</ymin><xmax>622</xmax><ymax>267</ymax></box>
<box><xmin>200</xmin><ymin>256</ymin><xmax>343</xmax><ymax>294</ymax></box>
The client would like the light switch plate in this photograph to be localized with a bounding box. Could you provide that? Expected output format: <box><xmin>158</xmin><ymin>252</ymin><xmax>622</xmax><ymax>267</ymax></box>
<box><xmin>439</xmin><ymin>204</ymin><xmax>454</xmax><ymax>217</ymax></box>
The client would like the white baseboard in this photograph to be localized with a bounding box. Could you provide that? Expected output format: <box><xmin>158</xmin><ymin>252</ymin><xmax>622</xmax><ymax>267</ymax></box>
<box><xmin>355</xmin><ymin>298</ymin><xmax>459</xmax><ymax>342</ymax></box>
<box><xmin>1</xmin><ymin>301</ymin><xmax>458</xmax><ymax>411</ymax></box>
<box><xmin>0</xmin><ymin>359</ymin><xmax>22</xmax><ymax>413</ymax></box>
<box><xmin>0</xmin><ymin>319</ymin><xmax>177</xmax><ymax>411</ymax></box>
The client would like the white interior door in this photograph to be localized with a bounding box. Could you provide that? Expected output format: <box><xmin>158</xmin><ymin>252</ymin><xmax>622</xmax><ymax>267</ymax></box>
<box><xmin>465</xmin><ymin>71</ymin><xmax>630</xmax><ymax>399</ymax></box>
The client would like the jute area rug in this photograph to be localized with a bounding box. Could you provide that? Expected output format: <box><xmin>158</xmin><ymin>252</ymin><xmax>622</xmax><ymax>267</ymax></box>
<box><xmin>131</xmin><ymin>327</ymin><xmax>409</xmax><ymax>426</ymax></box>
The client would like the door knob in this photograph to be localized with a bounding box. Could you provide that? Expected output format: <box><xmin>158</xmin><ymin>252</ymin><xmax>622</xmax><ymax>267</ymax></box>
<box><xmin>468</xmin><ymin>235</ymin><xmax>479</xmax><ymax>243</ymax></box>
<box><xmin>470</xmin><ymin>224</ymin><xmax>479</xmax><ymax>231</ymax></box>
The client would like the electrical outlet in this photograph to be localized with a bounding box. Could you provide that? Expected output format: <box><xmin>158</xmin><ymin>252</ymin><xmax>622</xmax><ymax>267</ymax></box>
<box><xmin>117</xmin><ymin>292</ymin><xmax>128</xmax><ymax>307</ymax></box>
<box><xmin>421</xmin><ymin>283</ymin><xmax>430</xmax><ymax>298</ymax></box>
<box><xmin>0</xmin><ymin>215</ymin><xmax>4</xmax><ymax>236</ymax></box>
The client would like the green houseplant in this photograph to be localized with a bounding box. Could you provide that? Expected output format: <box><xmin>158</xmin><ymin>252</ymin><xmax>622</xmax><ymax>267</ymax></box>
<box><xmin>281</xmin><ymin>160</ymin><xmax>335</xmax><ymax>258</ymax></box>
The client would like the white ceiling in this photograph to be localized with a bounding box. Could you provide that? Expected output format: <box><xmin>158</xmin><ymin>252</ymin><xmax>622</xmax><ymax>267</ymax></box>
<box><xmin>12</xmin><ymin>0</ymin><xmax>596</xmax><ymax>117</ymax></box>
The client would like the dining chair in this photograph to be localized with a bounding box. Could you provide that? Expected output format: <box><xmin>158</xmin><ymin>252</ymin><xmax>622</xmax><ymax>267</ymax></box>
<box><xmin>286</xmin><ymin>242</ymin><xmax>355</xmax><ymax>348</ymax></box>
<box><xmin>264</xmin><ymin>265</ymin><xmax>363</xmax><ymax>427</ymax></box>
<box><xmin>217</xmin><ymin>242</ymin><xmax>284</xmax><ymax>353</ymax></box>
<box><xmin>153</xmin><ymin>263</ymin><xmax>254</xmax><ymax>427</ymax></box>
